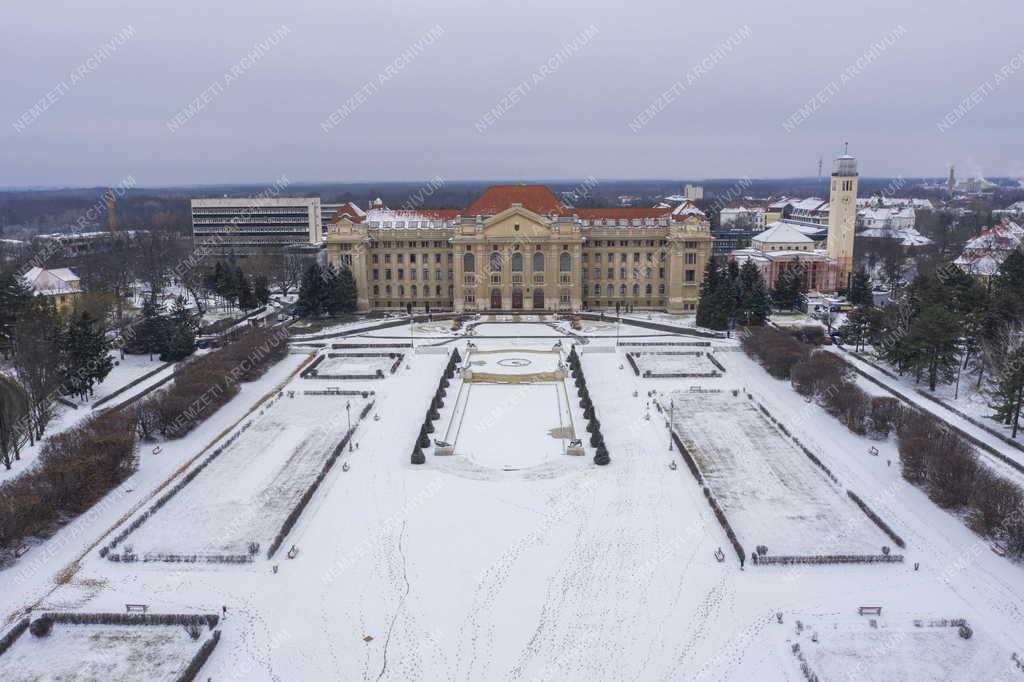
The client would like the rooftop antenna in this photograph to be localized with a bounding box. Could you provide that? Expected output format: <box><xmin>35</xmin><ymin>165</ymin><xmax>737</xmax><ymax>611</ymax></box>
<box><xmin>843</xmin><ymin>141</ymin><xmax>849</xmax><ymax>155</ymax></box>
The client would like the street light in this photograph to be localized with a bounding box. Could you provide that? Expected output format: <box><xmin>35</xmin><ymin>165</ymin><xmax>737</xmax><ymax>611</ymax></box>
<box><xmin>668</xmin><ymin>399</ymin><xmax>675</xmax><ymax>451</ymax></box>
<box><xmin>346</xmin><ymin>400</ymin><xmax>352</xmax><ymax>452</ymax></box>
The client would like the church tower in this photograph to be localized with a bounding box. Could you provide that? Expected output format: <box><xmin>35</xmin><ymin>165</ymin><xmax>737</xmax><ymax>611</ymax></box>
<box><xmin>827</xmin><ymin>150</ymin><xmax>858</xmax><ymax>290</ymax></box>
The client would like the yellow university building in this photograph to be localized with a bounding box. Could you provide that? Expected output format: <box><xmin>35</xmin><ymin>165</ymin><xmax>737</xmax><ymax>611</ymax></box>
<box><xmin>324</xmin><ymin>185</ymin><xmax>712</xmax><ymax>314</ymax></box>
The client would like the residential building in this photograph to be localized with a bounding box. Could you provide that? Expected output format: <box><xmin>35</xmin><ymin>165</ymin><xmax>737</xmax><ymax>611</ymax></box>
<box><xmin>22</xmin><ymin>267</ymin><xmax>82</xmax><ymax>311</ymax></box>
<box><xmin>683</xmin><ymin>184</ymin><xmax>704</xmax><ymax>201</ymax></box>
<box><xmin>954</xmin><ymin>219</ymin><xmax>1024</xmax><ymax>280</ymax></box>
<box><xmin>191</xmin><ymin>197</ymin><xmax>322</xmax><ymax>257</ymax></box>
<box><xmin>323</xmin><ymin>184</ymin><xmax>712</xmax><ymax>314</ymax></box>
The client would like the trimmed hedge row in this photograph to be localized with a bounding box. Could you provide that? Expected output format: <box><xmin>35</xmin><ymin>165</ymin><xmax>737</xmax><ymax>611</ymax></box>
<box><xmin>0</xmin><ymin>618</ymin><xmax>28</xmax><ymax>657</ymax></box>
<box><xmin>413</xmin><ymin>349</ymin><xmax>461</xmax><ymax>464</ymax></box>
<box><xmin>703</xmin><ymin>486</ymin><xmax>745</xmax><ymax>567</ymax></box>
<box><xmin>625</xmin><ymin>353</ymin><xmax>640</xmax><ymax>376</ymax></box>
<box><xmin>267</xmin><ymin>400</ymin><xmax>374</xmax><ymax>558</ymax></box>
<box><xmin>670</xmin><ymin>431</ymin><xmax>703</xmax><ymax>484</ymax></box>
<box><xmin>100</xmin><ymin>394</ymin><xmax>286</xmax><ymax>560</ymax></box>
<box><xmin>178</xmin><ymin>629</ymin><xmax>221</xmax><ymax>682</ymax></box>
<box><xmin>40</xmin><ymin>612</ymin><xmax>219</xmax><ymax>628</ymax></box>
<box><xmin>568</xmin><ymin>346</ymin><xmax>609</xmax><ymax>465</ymax></box>
<box><xmin>753</xmin><ymin>553</ymin><xmax>903</xmax><ymax>565</ymax></box>
<box><xmin>847</xmin><ymin>490</ymin><xmax>906</xmax><ymax>548</ymax></box>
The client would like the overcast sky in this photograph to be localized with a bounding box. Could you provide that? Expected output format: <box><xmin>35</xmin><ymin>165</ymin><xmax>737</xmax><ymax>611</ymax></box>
<box><xmin>2</xmin><ymin>0</ymin><xmax>1022</xmax><ymax>187</ymax></box>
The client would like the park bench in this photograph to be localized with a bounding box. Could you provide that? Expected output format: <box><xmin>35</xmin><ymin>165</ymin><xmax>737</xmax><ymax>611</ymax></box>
<box><xmin>858</xmin><ymin>606</ymin><xmax>882</xmax><ymax>616</ymax></box>
<box><xmin>125</xmin><ymin>604</ymin><xmax>148</xmax><ymax>614</ymax></box>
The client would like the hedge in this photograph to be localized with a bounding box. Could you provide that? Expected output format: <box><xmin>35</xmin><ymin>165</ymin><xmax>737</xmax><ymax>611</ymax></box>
<box><xmin>847</xmin><ymin>490</ymin><xmax>906</xmax><ymax>548</ymax></box>
<box><xmin>0</xmin><ymin>618</ymin><xmax>28</xmax><ymax>657</ymax></box>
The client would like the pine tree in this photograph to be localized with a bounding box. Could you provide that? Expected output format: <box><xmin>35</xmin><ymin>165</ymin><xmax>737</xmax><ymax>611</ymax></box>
<box><xmin>296</xmin><ymin>263</ymin><xmax>325</xmax><ymax>317</ymax></box>
<box><xmin>253</xmin><ymin>275</ymin><xmax>270</xmax><ymax>305</ymax></box>
<box><xmin>696</xmin><ymin>260</ymin><xmax>731</xmax><ymax>330</ymax></box>
<box><xmin>736</xmin><ymin>260</ymin><xmax>769</xmax><ymax>327</ymax></box>
<box><xmin>771</xmin><ymin>271</ymin><xmax>802</xmax><ymax>311</ymax></box>
<box><xmin>990</xmin><ymin>346</ymin><xmax>1024</xmax><ymax>438</ymax></box>
<box><xmin>0</xmin><ymin>272</ymin><xmax>32</xmax><ymax>357</ymax></box>
<box><xmin>411</xmin><ymin>447</ymin><xmax>425</xmax><ymax>465</ymax></box>
<box><xmin>839</xmin><ymin>305</ymin><xmax>872</xmax><ymax>351</ymax></box>
<box><xmin>334</xmin><ymin>267</ymin><xmax>358</xmax><ymax>313</ymax></box>
<box><xmin>161</xmin><ymin>296</ymin><xmax>197</xmax><ymax>362</ymax></box>
<box><xmin>61</xmin><ymin>310</ymin><xmax>113</xmax><ymax>398</ymax></box>
<box><xmin>238</xmin><ymin>276</ymin><xmax>257</xmax><ymax>311</ymax></box>
<box><xmin>849</xmin><ymin>270</ymin><xmax>873</xmax><ymax>306</ymax></box>
<box><xmin>137</xmin><ymin>296</ymin><xmax>167</xmax><ymax>360</ymax></box>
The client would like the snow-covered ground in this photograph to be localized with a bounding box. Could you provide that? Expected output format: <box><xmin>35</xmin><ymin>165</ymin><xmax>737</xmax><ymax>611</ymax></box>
<box><xmin>664</xmin><ymin>390</ymin><xmax>890</xmax><ymax>557</ymax></box>
<box><xmin>123</xmin><ymin>392</ymin><xmax>369</xmax><ymax>558</ymax></box>
<box><xmin>633</xmin><ymin>351</ymin><xmax>720</xmax><ymax>376</ymax></box>
<box><xmin>316</xmin><ymin>354</ymin><xmax>398</xmax><ymax>377</ymax></box>
<box><xmin>0</xmin><ymin>622</ymin><xmax>210</xmax><ymax>681</ymax></box>
<box><xmin>2</xmin><ymin>321</ymin><xmax>1023</xmax><ymax>681</ymax></box>
<box><xmin>787</xmin><ymin>617</ymin><xmax>1019</xmax><ymax>681</ymax></box>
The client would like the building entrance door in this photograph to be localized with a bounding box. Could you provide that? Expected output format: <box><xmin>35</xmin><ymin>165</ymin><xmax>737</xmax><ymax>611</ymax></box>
<box><xmin>490</xmin><ymin>288</ymin><xmax>502</xmax><ymax>309</ymax></box>
<box><xmin>532</xmin><ymin>289</ymin><xmax>545</xmax><ymax>309</ymax></box>
<box><xmin>512</xmin><ymin>288</ymin><xmax>523</xmax><ymax>309</ymax></box>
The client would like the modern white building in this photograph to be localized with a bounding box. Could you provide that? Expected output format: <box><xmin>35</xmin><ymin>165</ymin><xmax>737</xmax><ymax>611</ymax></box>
<box><xmin>191</xmin><ymin>197</ymin><xmax>322</xmax><ymax>257</ymax></box>
<box><xmin>719</xmin><ymin>206</ymin><xmax>766</xmax><ymax>229</ymax></box>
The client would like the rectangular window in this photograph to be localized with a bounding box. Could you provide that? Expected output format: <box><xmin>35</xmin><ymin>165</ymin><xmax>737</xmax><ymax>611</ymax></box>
<box><xmin>685</xmin><ymin>253</ymin><xmax>697</xmax><ymax>265</ymax></box>
<box><xmin>685</xmin><ymin>269</ymin><xmax>695</xmax><ymax>282</ymax></box>
<box><xmin>372</xmin><ymin>269</ymin><xmax>379</xmax><ymax>281</ymax></box>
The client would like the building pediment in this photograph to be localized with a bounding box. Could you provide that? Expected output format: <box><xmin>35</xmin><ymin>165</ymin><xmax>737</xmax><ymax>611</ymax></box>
<box><xmin>481</xmin><ymin>206</ymin><xmax>553</xmax><ymax>238</ymax></box>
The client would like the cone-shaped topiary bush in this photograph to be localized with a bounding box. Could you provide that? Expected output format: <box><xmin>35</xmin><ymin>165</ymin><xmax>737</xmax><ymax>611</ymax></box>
<box><xmin>411</xmin><ymin>447</ymin><xmax>425</xmax><ymax>465</ymax></box>
<box><xmin>594</xmin><ymin>445</ymin><xmax>610</xmax><ymax>466</ymax></box>
<box><xmin>418</xmin><ymin>429</ymin><xmax>431</xmax><ymax>448</ymax></box>
<box><xmin>424</xmin><ymin>419</ymin><xmax>435</xmax><ymax>434</ymax></box>
<box><xmin>451</xmin><ymin>348</ymin><xmax>462</xmax><ymax>364</ymax></box>
<box><xmin>590</xmin><ymin>431</ymin><xmax>604</xmax><ymax>447</ymax></box>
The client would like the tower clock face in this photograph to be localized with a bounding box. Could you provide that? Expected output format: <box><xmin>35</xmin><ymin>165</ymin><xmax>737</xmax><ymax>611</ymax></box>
<box><xmin>842</xmin><ymin>196</ymin><xmax>851</xmax><ymax>203</ymax></box>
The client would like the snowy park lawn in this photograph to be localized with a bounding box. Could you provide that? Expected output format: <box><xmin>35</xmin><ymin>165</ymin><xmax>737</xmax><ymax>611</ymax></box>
<box><xmin>0</xmin><ymin>623</ymin><xmax>209</xmax><ymax>681</ymax></box>
<box><xmin>450</xmin><ymin>383</ymin><xmax>574</xmax><ymax>469</ymax></box>
<box><xmin>473</xmin><ymin>322</ymin><xmax>560</xmax><ymax>337</ymax></box>
<box><xmin>666</xmin><ymin>390</ymin><xmax>889</xmax><ymax>557</ymax></box>
<box><xmin>792</xmin><ymin>620</ymin><xmax>1018</xmax><ymax>681</ymax></box>
<box><xmin>126</xmin><ymin>393</ymin><xmax>367</xmax><ymax>557</ymax></box>
<box><xmin>466</xmin><ymin>348</ymin><xmax>562</xmax><ymax>376</ymax></box>
<box><xmin>315</xmin><ymin>353</ymin><xmax>399</xmax><ymax>377</ymax></box>
<box><xmin>632</xmin><ymin>351</ymin><xmax>720</xmax><ymax>376</ymax></box>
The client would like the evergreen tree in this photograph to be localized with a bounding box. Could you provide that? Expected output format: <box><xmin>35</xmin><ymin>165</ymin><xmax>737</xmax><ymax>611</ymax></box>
<box><xmin>161</xmin><ymin>296</ymin><xmax>197</xmax><ymax>362</ymax></box>
<box><xmin>736</xmin><ymin>260</ymin><xmax>769</xmax><ymax>327</ymax></box>
<box><xmin>296</xmin><ymin>263</ymin><xmax>325</xmax><ymax>317</ymax></box>
<box><xmin>990</xmin><ymin>345</ymin><xmax>1024</xmax><ymax>439</ymax></box>
<box><xmin>333</xmin><ymin>267</ymin><xmax>358</xmax><ymax>314</ymax></box>
<box><xmin>848</xmin><ymin>270</ymin><xmax>873</xmax><ymax>306</ymax></box>
<box><xmin>411</xmin><ymin>447</ymin><xmax>425</xmax><ymax>465</ymax></box>
<box><xmin>237</xmin><ymin>276</ymin><xmax>258</xmax><ymax>311</ymax></box>
<box><xmin>839</xmin><ymin>305</ymin><xmax>872</xmax><ymax>351</ymax></box>
<box><xmin>61</xmin><ymin>310</ymin><xmax>113</xmax><ymax>398</ymax></box>
<box><xmin>0</xmin><ymin>271</ymin><xmax>32</xmax><ymax>356</ymax></box>
<box><xmin>696</xmin><ymin>259</ymin><xmax>732</xmax><ymax>330</ymax></box>
<box><xmin>137</xmin><ymin>296</ymin><xmax>167</xmax><ymax>360</ymax></box>
<box><xmin>771</xmin><ymin>271</ymin><xmax>803</xmax><ymax>311</ymax></box>
<box><xmin>253</xmin><ymin>275</ymin><xmax>270</xmax><ymax>305</ymax></box>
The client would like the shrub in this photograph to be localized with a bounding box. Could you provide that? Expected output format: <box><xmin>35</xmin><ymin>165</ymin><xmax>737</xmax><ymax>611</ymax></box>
<box><xmin>411</xmin><ymin>447</ymin><xmax>425</xmax><ymax>465</ymax></box>
<box><xmin>741</xmin><ymin>327</ymin><xmax>807</xmax><ymax>380</ymax></box>
<box><xmin>594</xmin><ymin>446</ymin><xmax>610</xmax><ymax>466</ymax></box>
<box><xmin>418</xmin><ymin>430</ymin><xmax>431</xmax><ymax>448</ymax></box>
<box><xmin>590</xmin><ymin>431</ymin><xmax>604</xmax><ymax>448</ymax></box>
<box><xmin>29</xmin><ymin>616</ymin><xmax>53</xmax><ymax>637</ymax></box>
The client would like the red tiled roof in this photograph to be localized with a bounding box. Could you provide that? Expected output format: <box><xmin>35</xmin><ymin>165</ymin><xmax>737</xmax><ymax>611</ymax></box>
<box><xmin>464</xmin><ymin>185</ymin><xmax>567</xmax><ymax>216</ymax></box>
<box><xmin>573</xmin><ymin>208</ymin><xmax>674</xmax><ymax>220</ymax></box>
<box><xmin>419</xmin><ymin>209</ymin><xmax>462</xmax><ymax>220</ymax></box>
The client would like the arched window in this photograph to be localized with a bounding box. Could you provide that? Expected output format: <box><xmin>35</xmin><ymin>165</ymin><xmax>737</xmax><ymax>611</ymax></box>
<box><xmin>463</xmin><ymin>252</ymin><xmax>475</xmax><ymax>273</ymax></box>
<box><xmin>645</xmin><ymin>283</ymin><xmax>652</xmax><ymax>295</ymax></box>
<box><xmin>532</xmin><ymin>251</ymin><xmax>545</xmax><ymax>271</ymax></box>
<box><xmin>385</xmin><ymin>285</ymin><xmax>392</xmax><ymax>296</ymax></box>
<box><xmin>595</xmin><ymin>283</ymin><xmax>602</xmax><ymax>295</ymax></box>
<box><xmin>399</xmin><ymin>285</ymin><xmax>405</xmax><ymax>296</ymax></box>
<box><xmin>373</xmin><ymin>285</ymin><xmax>380</xmax><ymax>296</ymax></box>
<box><xmin>511</xmin><ymin>252</ymin><xmax>523</xmax><ymax>272</ymax></box>
<box><xmin>490</xmin><ymin>252</ymin><xmax>502</xmax><ymax>272</ymax></box>
<box><xmin>436</xmin><ymin>285</ymin><xmax>442</xmax><ymax>296</ymax></box>
<box><xmin>411</xmin><ymin>285</ymin><xmax>418</xmax><ymax>297</ymax></box>
<box><xmin>645</xmin><ymin>267</ymin><xmax>652</xmax><ymax>279</ymax></box>
<box><xmin>619</xmin><ymin>284</ymin><xmax>626</xmax><ymax>296</ymax></box>
<box><xmin>658</xmin><ymin>284</ymin><xmax>666</xmax><ymax>295</ymax></box>
<box><xmin>559</xmin><ymin>251</ymin><xmax>571</xmax><ymax>272</ymax></box>
<box><xmin>633</xmin><ymin>284</ymin><xmax>640</xmax><ymax>296</ymax></box>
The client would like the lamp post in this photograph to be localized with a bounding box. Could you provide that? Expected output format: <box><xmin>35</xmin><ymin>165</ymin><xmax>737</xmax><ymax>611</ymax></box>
<box><xmin>346</xmin><ymin>400</ymin><xmax>352</xmax><ymax>452</ymax></box>
<box><xmin>667</xmin><ymin>395</ymin><xmax>675</xmax><ymax>448</ymax></box>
